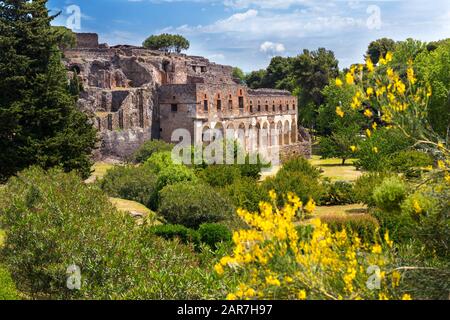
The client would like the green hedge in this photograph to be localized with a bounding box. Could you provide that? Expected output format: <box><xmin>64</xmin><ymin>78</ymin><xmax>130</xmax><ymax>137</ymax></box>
<box><xmin>198</xmin><ymin>223</ymin><xmax>232</xmax><ymax>249</ymax></box>
<box><xmin>319</xmin><ymin>214</ymin><xmax>380</xmax><ymax>243</ymax></box>
<box><xmin>147</xmin><ymin>224</ymin><xmax>200</xmax><ymax>246</ymax></box>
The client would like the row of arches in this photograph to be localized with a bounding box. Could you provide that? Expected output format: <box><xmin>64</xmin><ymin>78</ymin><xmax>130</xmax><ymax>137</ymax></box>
<box><xmin>202</xmin><ymin>119</ymin><xmax>298</xmax><ymax>151</ymax></box>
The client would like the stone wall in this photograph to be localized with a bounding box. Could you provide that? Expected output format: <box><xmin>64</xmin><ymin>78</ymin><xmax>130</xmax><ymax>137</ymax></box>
<box><xmin>76</xmin><ymin>33</ymin><xmax>99</xmax><ymax>49</ymax></box>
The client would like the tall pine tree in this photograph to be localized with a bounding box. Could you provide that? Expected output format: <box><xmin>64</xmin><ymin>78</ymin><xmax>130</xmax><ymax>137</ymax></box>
<box><xmin>0</xmin><ymin>0</ymin><xmax>97</xmax><ymax>182</ymax></box>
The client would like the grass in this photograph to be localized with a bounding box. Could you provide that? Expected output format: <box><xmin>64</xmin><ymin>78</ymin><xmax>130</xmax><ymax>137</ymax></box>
<box><xmin>309</xmin><ymin>156</ymin><xmax>362</xmax><ymax>181</ymax></box>
<box><xmin>314</xmin><ymin>204</ymin><xmax>368</xmax><ymax>217</ymax></box>
<box><xmin>85</xmin><ymin>162</ymin><xmax>116</xmax><ymax>183</ymax></box>
<box><xmin>109</xmin><ymin>197</ymin><xmax>160</xmax><ymax>225</ymax></box>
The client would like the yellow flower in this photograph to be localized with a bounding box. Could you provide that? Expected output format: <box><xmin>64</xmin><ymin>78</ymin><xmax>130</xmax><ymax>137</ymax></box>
<box><xmin>366</xmin><ymin>129</ymin><xmax>372</xmax><ymax>138</ymax></box>
<box><xmin>336</xmin><ymin>106</ymin><xmax>345</xmax><ymax>118</ymax></box>
<box><xmin>427</xmin><ymin>86</ymin><xmax>432</xmax><ymax>97</ymax></box>
<box><xmin>364</xmin><ymin>109</ymin><xmax>373</xmax><ymax>118</ymax></box>
<box><xmin>227</xmin><ymin>293</ymin><xmax>237</xmax><ymax>300</ymax></box>
<box><xmin>335</xmin><ymin>78</ymin><xmax>343</xmax><ymax>87</ymax></box>
<box><xmin>378</xmin><ymin>57</ymin><xmax>387</xmax><ymax>65</ymax></box>
<box><xmin>379</xmin><ymin>293</ymin><xmax>389</xmax><ymax>300</ymax></box>
<box><xmin>385</xmin><ymin>52</ymin><xmax>393</xmax><ymax>62</ymax></box>
<box><xmin>304</xmin><ymin>198</ymin><xmax>316</xmax><ymax>214</ymax></box>
<box><xmin>392</xmin><ymin>271</ymin><xmax>401</xmax><ymax>288</ymax></box>
<box><xmin>372</xmin><ymin>122</ymin><xmax>378</xmax><ymax>130</ymax></box>
<box><xmin>350</xmin><ymin>145</ymin><xmax>357</xmax><ymax>153</ymax></box>
<box><xmin>387</xmin><ymin>68</ymin><xmax>395</xmax><ymax>79</ymax></box>
<box><xmin>413</xmin><ymin>199</ymin><xmax>423</xmax><ymax>215</ymax></box>
<box><xmin>269</xmin><ymin>190</ymin><xmax>277</xmax><ymax>201</ymax></box>
<box><xmin>284</xmin><ymin>276</ymin><xmax>294</xmax><ymax>283</ymax></box>
<box><xmin>372</xmin><ymin>147</ymin><xmax>379</xmax><ymax>154</ymax></box>
<box><xmin>297</xmin><ymin>290</ymin><xmax>307</xmax><ymax>300</ymax></box>
<box><xmin>384</xmin><ymin>231</ymin><xmax>393</xmax><ymax>248</ymax></box>
<box><xmin>366</xmin><ymin>57</ymin><xmax>375</xmax><ymax>72</ymax></box>
<box><xmin>372</xmin><ymin>244</ymin><xmax>382</xmax><ymax>254</ymax></box>
<box><xmin>366</xmin><ymin>87</ymin><xmax>374</xmax><ymax>97</ymax></box>
<box><xmin>265</xmin><ymin>275</ymin><xmax>281</xmax><ymax>287</ymax></box>
<box><xmin>214</xmin><ymin>263</ymin><xmax>224</xmax><ymax>275</ymax></box>
<box><xmin>407</xmin><ymin>67</ymin><xmax>417</xmax><ymax>85</ymax></box>
<box><xmin>346</xmin><ymin>72</ymin><xmax>355</xmax><ymax>85</ymax></box>
<box><xmin>402</xmin><ymin>294</ymin><xmax>412</xmax><ymax>300</ymax></box>
<box><xmin>437</xmin><ymin>160</ymin><xmax>445</xmax><ymax>169</ymax></box>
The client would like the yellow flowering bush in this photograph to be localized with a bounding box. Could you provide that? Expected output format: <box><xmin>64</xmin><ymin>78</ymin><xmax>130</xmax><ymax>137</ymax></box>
<box><xmin>216</xmin><ymin>192</ymin><xmax>407</xmax><ymax>300</ymax></box>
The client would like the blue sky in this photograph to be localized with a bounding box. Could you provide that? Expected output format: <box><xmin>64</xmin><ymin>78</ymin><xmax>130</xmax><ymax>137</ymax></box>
<box><xmin>49</xmin><ymin>0</ymin><xmax>450</xmax><ymax>72</ymax></box>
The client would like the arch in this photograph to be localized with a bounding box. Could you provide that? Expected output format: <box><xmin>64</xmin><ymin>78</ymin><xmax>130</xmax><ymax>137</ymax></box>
<box><xmin>214</xmin><ymin>122</ymin><xmax>225</xmax><ymax>143</ymax></box>
<box><xmin>277</xmin><ymin>121</ymin><xmax>283</xmax><ymax>146</ymax></box>
<box><xmin>269</xmin><ymin>122</ymin><xmax>276</xmax><ymax>147</ymax></box>
<box><xmin>261</xmin><ymin>122</ymin><xmax>269</xmax><ymax>150</ymax></box>
<box><xmin>284</xmin><ymin>120</ymin><xmax>291</xmax><ymax>145</ymax></box>
<box><xmin>291</xmin><ymin>120</ymin><xmax>298</xmax><ymax>143</ymax></box>
<box><xmin>237</xmin><ymin>122</ymin><xmax>246</xmax><ymax>151</ymax></box>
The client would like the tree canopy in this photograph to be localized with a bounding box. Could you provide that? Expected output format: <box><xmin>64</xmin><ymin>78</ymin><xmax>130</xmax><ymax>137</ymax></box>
<box><xmin>0</xmin><ymin>0</ymin><xmax>97</xmax><ymax>182</ymax></box>
<box><xmin>142</xmin><ymin>33</ymin><xmax>190</xmax><ymax>53</ymax></box>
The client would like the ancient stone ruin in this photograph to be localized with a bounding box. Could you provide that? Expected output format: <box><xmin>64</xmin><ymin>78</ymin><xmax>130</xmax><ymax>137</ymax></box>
<box><xmin>64</xmin><ymin>33</ymin><xmax>311</xmax><ymax>160</ymax></box>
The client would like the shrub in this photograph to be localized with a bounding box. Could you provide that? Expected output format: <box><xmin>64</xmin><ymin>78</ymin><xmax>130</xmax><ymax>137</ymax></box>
<box><xmin>132</xmin><ymin>140</ymin><xmax>173</xmax><ymax>164</ymax></box>
<box><xmin>147</xmin><ymin>224</ymin><xmax>200</xmax><ymax>246</ymax></box>
<box><xmin>198</xmin><ymin>224</ymin><xmax>232</xmax><ymax>249</ymax></box>
<box><xmin>0</xmin><ymin>266</ymin><xmax>19</xmax><ymax>300</ymax></box>
<box><xmin>159</xmin><ymin>182</ymin><xmax>234</xmax><ymax>228</ymax></box>
<box><xmin>354</xmin><ymin>172</ymin><xmax>392</xmax><ymax>207</ymax></box>
<box><xmin>355</xmin><ymin>128</ymin><xmax>414</xmax><ymax>172</ymax></box>
<box><xmin>238</xmin><ymin>154</ymin><xmax>270</xmax><ymax>179</ymax></box>
<box><xmin>0</xmin><ymin>167</ymin><xmax>226</xmax><ymax>299</ymax></box>
<box><xmin>386</xmin><ymin>150</ymin><xmax>433</xmax><ymax>177</ymax></box>
<box><xmin>281</xmin><ymin>156</ymin><xmax>321</xmax><ymax>179</ymax></box>
<box><xmin>371</xmin><ymin>208</ymin><xmax>416</xmax><ymax>244</ymax></box>
<box><xmin>197</xmin><ymin>165</ymin><xmax>242</xmax><ymax>187</ymax></box>
<box><xmin>223</xmin><ymin>177</ymin><xmax>268</xmax><ymax>212</ymax></box>
<box><xmin>99</xmin><ymin>165</ymin><xmax>157</xmax><ymax>208</ymax></box>
<box><xmin>321</xmin><ymin>180</ymin><xmax>357</xmax><ymax>205</ymax></box>
<box><xmin>319</xmin><ymin>214</ymin><xmax>380</xmax><ymax>243</ymax></box>
<box><xmin>373</xmin><ymin>176</ymin><xmax>408</xmax><ymax>212</ymax></box>
<box><xmin>263</xmin><ymin>170</ymin><xmax>326</xmax><ymax>206</ymax></box>
<box><xmin>145</xmin><ymin>151</ymin><xmax>174</xmax><ymax>173</ymax></box>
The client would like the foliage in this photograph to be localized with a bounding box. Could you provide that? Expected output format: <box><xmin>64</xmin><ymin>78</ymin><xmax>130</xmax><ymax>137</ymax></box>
<box><xmin>99</xmin><ymin>165</ymin><xmax>157</xmax><ymax>209</ymax></box>
<box><xmin>198</xmin><ymin>224</ymin><xmax>232</xmax><ymax>250</ymax></box>
<box><xmin>0</xmin><ymin>1</ymin><xmax>98</xmax><ymax>182</ymax></box>
<box><xmin>52</xmin><ymin>26</ymin><xmax>77</xmax><ymax>50</ymax></box>
<box><xmin>132</xmin><ymin>140</ymin><xmax>173</xmax><ymax>164</ymax></box>
<box><xmin>319</xmin><ymin>125</ymin><xmax>362</xmax><ymax>165</ymax></box>
<box><xmin>354</xmin><ymin>172</ymin><xmax>393</xmax><ymax>207</ymax></box>
<box><xmin>321</xmin><ymin>180</ymin><xmax>357</xmax><ymax>206</ymax></box>
<box><xmin>145</xmin><ymin>151</ymin><xmax>175</xmax><ymax>173</ymax></box>
<box><xmin>0</xmin><ymin>266</ymin><xmax>19</xmax><ymax>300</ymax></box>
<box><xmin>415</xmin><ymin>41</ymin><xmax>450</xmax><ymax>137</ymax></box>
<box><xmin>366</xmin><ymin>38</ymin><xmax>396</xmax><ymax>64</ymax></box>
<box><xmin>245</xmin><ymin>69</ymin><xmax>267</xmax><ymax>89</ymax></box>
<box><xmin>223</xmin><ymin>177</ymin><xmax>268</xmax><ymax>213</ymax></box>
<box><xmin>215</xmin><ymin>193</ymin><xmax>406</xmax><ymax>300</ymax></box>
<box><xmin>373</xmin><ymin>176</ymin><xmax>408</xmax><ymax>212</ymax></box>
<box><xmin>147</xmin><ymin>224</ymin><xmax>200</xmax><ymax>246</ymax></box>
<box><xmin>263</xmin><ymin>157</ymin><xmax>325</xmax><ymax>205</ymax></box>
<box><xmin>386</xmin><ymin>150</ymin><xmax>433</xmax><ymax>177</ymax></box>
<box><xmin>0</xmin><ymin>167</ymin><xmax>234</xmax><ymax>299</ymax></box>
<box><xmin>355</xmin><ymin>128</ymin><xmax>414</xmax><ymax>171</ymax></box>
<box><xmin>319</xmin><ymin>214</ymin><xmax>380</xmax><ymax>244</ymax></box>
<box><xmin>142</xmin><ymin>33</ymin><xmax>190</xmax><ymax>53</ymax></box>
<box><xmin>158</xmin><ymin>182</ymin><xmax>234</xmax><ymax>229</ymax></box>
<box><xmin>232</xmin><ymin>67</ymin><xmax>246</xmax><ymax>84</ymax></box>
<box><xmin>197</xmin><ymin>165</ymin><xmax>242</xmax><ymax>188</ymax></box>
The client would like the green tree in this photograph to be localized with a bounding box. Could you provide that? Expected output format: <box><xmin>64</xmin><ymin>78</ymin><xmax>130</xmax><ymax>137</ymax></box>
<box><xmin>52</xmin><ymin>26</ymin><xmax>77</xmax><ymax>50</ymax></box>
<box><xmin>366</xmin><ymin>38</ymin><xmax>396</xmax><ymax>64</ymax></box>
<box><xmin>262</xmin><ymin>56</ymin><xmax>295</xmax><ymax>91</ymax></box>
<box><xmin>245</xmin><ymin>69</ymin><xmax>267</xmax><ymax>89</ymax></box>
<box><xmin>291</xmin><ymin>48</ymin><xmax>340</xmax><ymax>129</ymax></box>
<box><xmin>142</xmin><ymin>33</ymin><xmax>190</xmax><ymax>53</ymax></box>
<box><xmin>0</xmin><ymin>0</ymin><xmax>97</xmax><ymax>182</ymax></box>
<box><xmin>232</xmin><ymin>67</ymin><xmax>246</xmax><ymax>84</ymax></box>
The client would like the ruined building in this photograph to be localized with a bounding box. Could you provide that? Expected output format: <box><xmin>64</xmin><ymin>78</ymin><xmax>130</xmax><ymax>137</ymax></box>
<box><xmin>64</xmin><ymin>33</ymin><xmax>311</xmax><ymax>160</ymax></box>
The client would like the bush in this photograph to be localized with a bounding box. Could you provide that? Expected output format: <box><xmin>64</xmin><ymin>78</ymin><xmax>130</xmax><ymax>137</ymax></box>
<box><xmin>198</xmin><ymin>224</ymin><xmax>232</xmax><ymax>249</ymax></box>
<box><xmin>263</xmin><ymin>170</ymin><xmax>326</xmax><ymax>206</ymax></box>
<box><xmin>132</xmin><ymin>140</ymin><xmax>173</xmax><ymax>164</ymax></box>
<box><xmin>145</xmin><ymin>151</ymin><xmax>174</xmax><ymax>173</ymax></box>
<box><xmin>159</xmin><ymin>182</ymin><xmax>234</xmax><ymax>228</ymax></box>
<box><xmin>373</xmin><ymin>176</ymin><xmax>408</xmax><ymax>212</ymax></box>
<box><xmin>197</xmin><ymin>165</ymin><xmax>242</xmax><ymax>187</ymax></box>
<box><xmin>386</xmin><ymin>150</ymin><xmax>433</xmax><ymax>177</ymax></box>
<box><xmin>319</xmin><ymin>214</ymin><xmax>380</xmax><ymax>243</ymax></box>
<box><xmin>0</xmin><ymin>266</ymin><xmax>19</xmax><ymax>300</ymax></box>
<box><xmin>148</xmin><ymin>224</ymin><xmax>200</xmax><ymax>246</ymax></box>
<box><xmin>371</xmin><ymin>208</ymin><xmax>416</xmax><ymax>244</ymax></box>
<box><xmin>321</xmin><ymin>180</ymin><xmax>357</xmax><ymax>205</ymax></box>
<box><xmin>223</xmin><ymin>177</ymin><xmax>268</xmax><ymax>212</ymax></box>
<box><xmin>281</xmin><ymin>156</ymin><xmax>321</xmax><ymax>179</ymax></box>
<box><xmin>99</xmin><ymin>165</ymin><xmax>157</xmax><ymax>208</ymax></box>
<box><xmin>238</xmin><ymin>154</ymin><xmax>270</xmax><ymax>179</ymax></box>
<box><xmin>0</xmin><ymin>167</ymin><xmax>227</xmax><ymax>299</ymax></box>
<box><xmin>354</xmin><ymin>172</ymin><xmax>392</xmax><ymax>207</ymax></box>
<box><xmin>355</xmin><ymin>127</ymin><xmax>414</xmax><ymax>172</ymax></box>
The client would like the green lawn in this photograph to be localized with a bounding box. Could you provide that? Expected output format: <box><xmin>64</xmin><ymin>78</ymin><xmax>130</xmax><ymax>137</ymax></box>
<box><xmin>85</xmin><ymin>162</ymin><xmax>116</xmax><ymax>183</ymax></box>
<box><xmin>309</xmin><ymin>156</ymin><xmax>362</xmax><ymax>181</ymax></box>
<box><xmin>109</xmin><ymin>197</ymin><xmax>160</xmax><ymax>225</ymax></box>
<box><xmin>314</xmin><ymin>204</ymin><xmax>368</xmax><ymax>217</ymax></box>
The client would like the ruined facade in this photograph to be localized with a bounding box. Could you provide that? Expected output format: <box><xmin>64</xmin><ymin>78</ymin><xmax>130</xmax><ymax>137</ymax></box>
<box><xmin>64</xmin><ymin>33</ymin><xmax>311</xmax><ymax>160</ymax></box>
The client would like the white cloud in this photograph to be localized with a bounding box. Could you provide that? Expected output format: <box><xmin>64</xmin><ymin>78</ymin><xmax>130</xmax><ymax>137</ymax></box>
<box><xmin>260</xmin><ymin>41</ymin><xmax>285</xmax><ymax>55</ymax></box>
